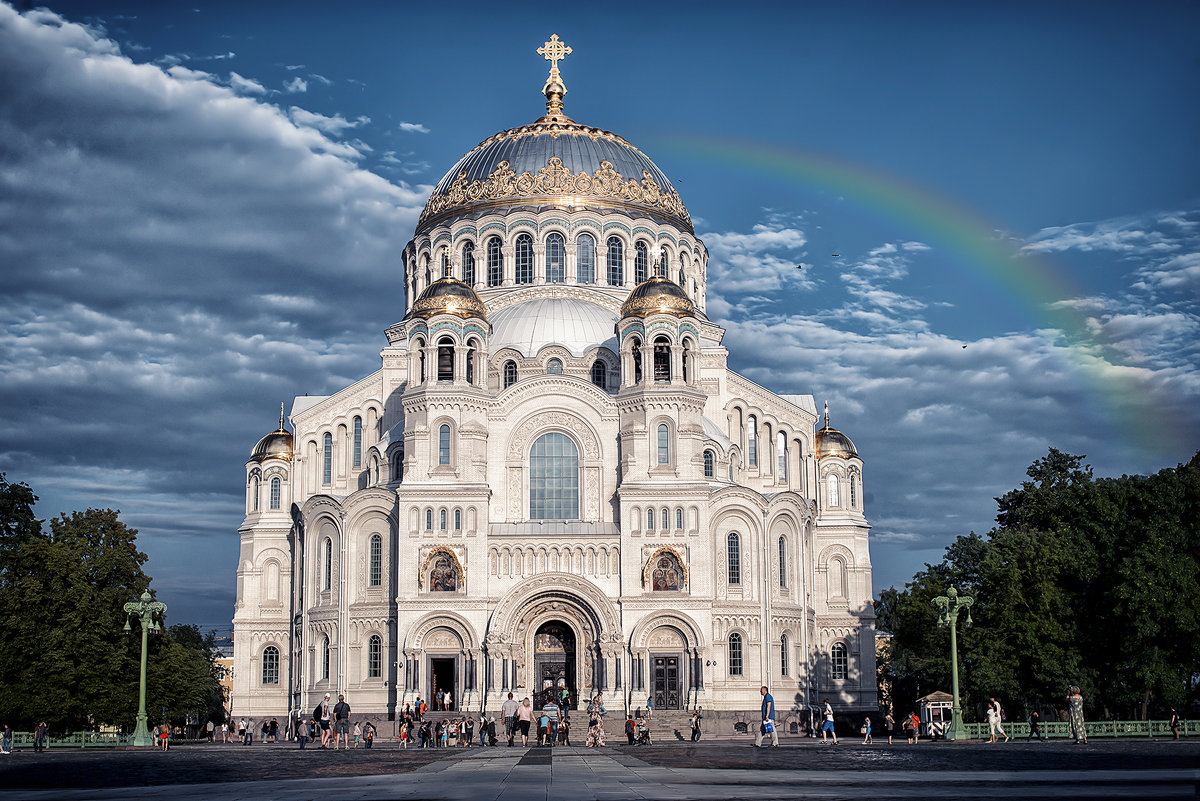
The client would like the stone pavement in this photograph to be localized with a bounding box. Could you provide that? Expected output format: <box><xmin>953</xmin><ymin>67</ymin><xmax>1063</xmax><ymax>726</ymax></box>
<box><xmin>0</xmin><ymin>740</ymin><xmax>1196</xmax><ymax>800</ymax></box>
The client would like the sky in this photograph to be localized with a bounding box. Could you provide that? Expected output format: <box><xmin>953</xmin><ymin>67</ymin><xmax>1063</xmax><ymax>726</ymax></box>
<box><xmin>1</xmin><ymin>1</ymin><xmax>1197</xmax><ymax>632</ymax></box>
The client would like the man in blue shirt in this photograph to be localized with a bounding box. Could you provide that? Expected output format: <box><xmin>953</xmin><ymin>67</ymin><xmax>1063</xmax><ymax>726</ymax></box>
<box><xmin>754</xmin><ymin>685</ymin><xmax>779</xmax><ymax>747</ymax></box>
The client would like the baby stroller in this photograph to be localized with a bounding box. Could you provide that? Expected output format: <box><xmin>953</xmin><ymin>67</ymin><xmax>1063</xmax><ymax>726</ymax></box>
<box><xmin>634</xmin><ymin>717</ymin><xmax>652</xmax><ymax>745</ymax></box>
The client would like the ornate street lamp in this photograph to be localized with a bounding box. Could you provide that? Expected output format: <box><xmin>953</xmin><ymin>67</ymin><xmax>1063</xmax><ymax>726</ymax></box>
<box><xmin>932</xmin><ymin>585</ymin><xmax>973</xmax><ymax>741</ymax></box>
<box><xmin>123</xmin><ymin>590</ymin><xmax>167</xmax><ymax>747</ymax></box>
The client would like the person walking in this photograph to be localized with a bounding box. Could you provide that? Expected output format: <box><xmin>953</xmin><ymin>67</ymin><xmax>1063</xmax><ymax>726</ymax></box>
<box><xmin>861</xmin><ymin>716</ymin><xmax>873</xmax><ymax>744</ymax></box>
<box><xmin>315</xmin><ymin>693</ymin><xmax>333</xmax><ymax>748</ymax></box>
<box><xmin>989</xmin><ymin>697</ymin><xmax>1010</xmax><ymax>742</ymax></box>
<box><xmin>33</xmin><ymin>721</ymin><xmax>48</xmax><ymax>753</ymax></box>
<box><xmin>690</xmin><ymin>706</ymin><xmax>703</xmax><ymax>742</ymax></box>
<box><xmin>986</xmin><ymin>704</ymin><xmax>1000</xmax><ymax>743</ymax></box>
<box><xmin>884</xmin><ymin>712</ymin><xmax>895</xmax><ymax>745</ymax></box>
<box><xmin>333</xmin><ymin>694</ymin><xmax>352</xmax><ymax>750</ymax></box>
<box><xmin>297</xmin><ymin>717</ymin><xmax>309</xmax><ymax>749</ymax></box>
<box><xmin>1170</xmin><ymin>708</ymin><xmax>1181</xmax><ymax>740</ymax></box>
<box><xmin>645</xmin><ymin>694</ymin><xmax>654</xmax><ymax>720</ymax></box>
<box><xmin>353</xmin><ymin>721</ymin><xmax>362</xmax><ymax>748</ymax></box>
<box><xmin>1067</xmin><ymin>685</ymin><xmax>1088</xmax><ymax>744</ymax></box>
<box><xmin>158</xmin><ymin>722</ymin><xmax>170</xmax><ymax>751</ymax></box>
<box><xmin>558</xmin><ymin>715</ymin><xmax>570</xmax><ymax>746</ymax></box>
<box><xmin>755</xmin><ymin>686</ymin><xmax>779</xmax><ymax>747</ymax></box>
<box><xmin>821</xmin><ymin>699</ymin><xmax>838</xmax><ymax>744</ymax></box>
<box><xmin>221</xmin><ymin>720</ymin><xmax>229</xmax><ymax>743</ymax></box>
<box><xmin>1027</xmin><ymin>710</ymin><xmax>1046</xmax><ymax>741</ymax></box>
<box><xmin>244</xmin><ymin>718</ymin><xmax>253</xmax><ymax>745</ymax></box>
<box><xmin>905</xmin><ymin>711</ymin><xmax>919</xmax><ymax>744</ymax></box>
<box><xmin>543</xmin><ymin>696</ymin><xmax>560</xmax><ymax>747</ymax></box>
<box><xmin>206</xmin><ymin>719</ymin><xmax>214</xmax><ymax>742</ymax></box>
<box><xmin>1</xmin><ymin>723</ymin><xmax>11</xmax><ymax>755</ymax></box>
<box><xmin>398</xmin><ymin>719</ymin><xmax>409</xmax><ymax>749</ymax></box>
<box><xmin>501</xmin><ymin>692</ymin><xmax>520</xmax><ymax>746</ymax></box>
<box><xmin>517</xmin><ymin>698</ymin><xmax>534</xmax><ymax>746</ymax></box>
<box><xmin>585</xmin><ymin>693</ymin><xmax>606</xmax><ymax>747</ymax></box>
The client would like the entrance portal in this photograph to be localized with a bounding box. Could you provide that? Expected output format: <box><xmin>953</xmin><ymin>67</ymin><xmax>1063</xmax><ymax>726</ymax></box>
<box><xmin>430</xmin><ymin>657</ymin><xmax>456</xmax><ymax>710</ymax></box>
<box><xmin>651</xmin><ymin>654</ymin><xmax>681</xmax><ymax>710</ymax></box>
<box><xmin>533</xmin><ymin>621</ymin><xmax>576</xmax><ymax>710</ymax></box>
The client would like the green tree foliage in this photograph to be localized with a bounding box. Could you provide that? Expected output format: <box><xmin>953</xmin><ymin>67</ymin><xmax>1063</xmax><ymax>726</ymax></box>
<box><xmin>0</xmin><ymin>475</ymin><xmax>225</xmax><ymax>731</ymax></box>
<box><xmin>877</xmin><ymin>449</ymin><xmax>1200</xmax><ymax>721</ymax></box>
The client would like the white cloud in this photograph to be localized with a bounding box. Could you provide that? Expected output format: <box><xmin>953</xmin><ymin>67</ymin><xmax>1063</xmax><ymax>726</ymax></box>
<box><xmin>701</xmin><ymin>214</ymin><xmax>814</xmax><ymax>294</ymax></box>
<box><xmin>228</xmin><ymin>71</ymin><xmax>265</xmax><ymax>95</ymax></box>
<box><xmin>289</xmin><ymin>106</ymin><xmax>369</xmax><ymax>135</ymax></box>
<box><xmin>308</xmin><ymin>73</ymin><xmax>332</xmax><ymax>86</ymax></box>
<box><xmin>283</xmin><ymin>76</ymin><xmax>307</xmax><ymax>93</ymax></box>
<box><xmin>399</xmin><ymin>121</ymin><xmax>430</xmax><ymax>134</ymax></box>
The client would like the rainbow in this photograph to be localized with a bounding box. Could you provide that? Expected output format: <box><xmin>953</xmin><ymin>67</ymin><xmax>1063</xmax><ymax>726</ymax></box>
<box><xmin>652</xmin><ymin>134</ymin><xmax>1177</xmax><ymax>456</ymax></box>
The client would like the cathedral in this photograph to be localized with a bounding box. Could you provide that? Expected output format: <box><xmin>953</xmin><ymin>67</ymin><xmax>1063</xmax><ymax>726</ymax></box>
<box><xmin>232</xmin><ymin>37</ymin><xmax>876</xmax><ymax>729</ymax></box>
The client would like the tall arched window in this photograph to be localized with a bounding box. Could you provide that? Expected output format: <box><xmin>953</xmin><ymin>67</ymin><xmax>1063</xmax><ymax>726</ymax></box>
<box><xmin>353</xmin><ymin>416</ymin><xmax>363</xmax><ymax>469</ymax></box>
<box><xmin>514</xmin><ymin>233</ymin><xmax>533</xmax><ymax>284</ymax></box>
<box><xmin>322</xmin><ymin>636</ymin><xmax>330</xmax><ymax>680</ymax></box>
<box><xmin>657</xmin><ymin>423</ymin><xmax>670</xmax><ymax>465</ymax></box>
<box><xmin>466</xmin><ymin>339</ymin><xmax>477</xmax><ymax>385</ymax></box>
<box><xmin>634</xmin><ymin>241</ymin><xmax>649</xmax><ymax>283</ymax></box>
<box><xmin>661</xmin><ymin>508</ymin><xmax>669</xmax><ymax>530</ymax></box>
<box><xmin>778</xmin><ymin>536</ymin><xmax>787</xmax><ymax>587</ymax></box>
<box><xmin>503</xmin><ymin>360</ymin><xmax>517</xmax><ymax>389</ymax></box>
<box><xmin>830</xmin><ymin>642</ymin><xmax>848</xmax><ymax>680</ymax></box>
<box><xmin>425</xmin><ymin>508</ymin><xmax>433</xmax><ymax>530</ymax></box>
<box><xmin>529</xmin><ymin>432</ymin><xmax>579</xmax><ymax>520</ymax></box>
<box><xmin>630</xmin><ymin>338</ymin><xmax>643</xmax><ymax>383</ymax></box>
<box><xmin>776</xmin><ymin>431</ymin><xmax>786</xmax><ymax>480</ymax></box>
<box><xmin>547</xmin><ymin>358</ymin><xmax>563</xmax><ymax>374</ymax></box>
<box><xmin>322</xmin><ymin>537</ymin><xmax>332</xmax><ymax>590</ymax></box>
<box><xmin>781</xmin><ymin>634</ymin><xmax>789</xmax><ymax>676</ymax></box>
<box><xmin>746</xmin><ymin>415</ymin><xmax>758</xmax><ymax>467</ymax></box>
<box><xmin>322</xmin><ymin>432</ymin><xmax>332</xmax><ymax>484</ymax></box>
<box><xmin>437</xmin><ymin>337</ymin><xmax>454</xmax><ymax>381</ymax></box>
<box><xmin>590</xmin><ymin>360</ymin><xmax>607</xmax><ymax>389</ymax></box>
<box><xmin>546</xmin><ymin>232</ymin><xmax>565</xmax><ymax>283</ymax></box>
<box><xmin>454</xmin><ymin>509</ymin><xmax>462</xmax><ymax>530</ymax></box>
<box><xmin>681</xmin><ymin>338</ymin><xmax>692</xmax><ymax>383</ymax></box>
<box><xmin>850</xmin><ymin>472</ymin><xmax>858</xmax><ymax>508</ymax></box>
<box><xmin>828</xmin><ymin>556</ymin><xmax>847</xmax><ymax>599</ymax></box>
<box><xmin>653</xmin><ymin>336</ymin><xmax>670</xmax><ymax>382</ymax></box>
<box><xmin>675</xmin><ymin>507</ymin><xmax>683</xmax><ymax>530</ymax></box>
<box><xmin>606</xmin><ymin>237</ymin><xmax>624</xmax><ymax>285</ymax></box>
<box><xmin>261</xmin><ymin>645</ymin><xmax>279</xmax><ymax>684</ymax></box>
<box><xmin>251</xmin><ymin>474</ymin><xmax>260</xmax><ymax>511</ymax></box>
<box><xmin>369</xmin><ymin>533</ymin><xmax>382</xmax><ymax>586</ymax></box>
<box><xmin>486</xmin><ymin>236</ymin><xmax>503</xmax><ymax>286</ymax></box>
<box><xmin>577</xmin><ymin>233</ymin><xmax>596</xmax><ymax>283</ymax></box>
<box><xmin>462</xmin><ymin>241</ymin><xmax>475</xmax><ymax>286</ymax></box>
<box><xmin>438</xmin><ymin>424</ymin><xmax>451</xmax><ymax>465</ymax></box>
<box><xmin>439</xmin><ymin>508</ymin><xmax>447</xmax><ymax>531</ymax></box>
<box><xmin>440</xmin><ymin>247</ymin><xmax>451</xmax><ymax>278</ymax></box>
<box><xmin>269</xmin><ymin>477</ymin><xmax>281</xmax><ymax>510</ymax></box>
<box><xmin>726</xmin><ymin>532</ymin><xmax>741</xmax><ymax>585</ymax></box>
<box><xmin>826</xmin><ymin>473</ymin><xmax>840</xmax><ymax>506</ymax></box>
<box><xmin>416</xmin><ymin>337</ymin><xmax>426</xmax><ymax>382</ymax></box>
<box><xmin>728</xmin><ymin>633</ymin><xmax>744</xmax><ymax>676</ymax></box>
<box><xmin>367</xmin><ymin>634</ymin><xmax>382</xmax><ymax>678</ymax></box>
<box><xmin>703</xmin><ymin>450</ymin><xmax>715</xmax><ymax>478</ymax></box>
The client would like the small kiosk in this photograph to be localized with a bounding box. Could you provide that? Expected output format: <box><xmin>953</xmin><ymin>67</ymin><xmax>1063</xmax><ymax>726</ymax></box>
<box><xmin>917</xmin><ymin>691</ymin><xmax>954</xmax><ymax>739</ymax></box>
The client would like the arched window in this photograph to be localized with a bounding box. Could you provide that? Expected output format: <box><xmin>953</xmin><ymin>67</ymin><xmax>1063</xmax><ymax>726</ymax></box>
<box><xmin>466</xmin><ymin>339</ymin><xmax>477</xmax><ymax>385</ymax></box>
<box><xmin>430</xmin><ymin>552</ymin><xmax>460</xmax><ymax>591</ymax></box>
<box><xmin>353</xmin><ymin>416</ymin><xmax>363</xmax><ymax>469</ymax></box>
<box><xmin>261</xmin><ymin>645</ymin><xmax>279</xmax><ymax>684</ymax></box>
<box><xmin>826</xmin><ymin>473</ymin><xmax>840</xmax><ymax>506</ymax></box>
<box><xmin>437</xmin><ymin>337</ymin><xmax>454</xmax><ymax>381</ymax></box>
<box><xmin>486</xmin><ymin>236</ymin><xmax>503</xmax><ymax>286</ymax></box>
<box><xmin>630</xmin><ymin>338</ymin><xmax>643</xmax><ymax>383</ymax></box>
<box><xmin>367</xmin><ymin>635</ymin><xmax>382</xmax><ymax>679</ymax></box>
<box><xmin>454</xmin><ymin>509</ymin><xmax>461</xmax><ymax>530</ymax></box>
<box><xmin>781</xmin><ymin>635</ymin><xmax>789</xmax><ymax>676</ymax></box>
<box><xmin>503</xmin><ymin>360</ymin><xmax>518</xmax><ymax>389</ymax></box>
<box><xmin>440</xmin><ymin>247</ymin><xmax>451</xmax><ymax>278</ymax></box>
<box><xmin>661</xmin><ymin>507</ymin><xmax>669</xmax><ymax>530</ymax></box>
<box><xmin>634</xmin><ymin>241</ymin><xmax>649</xmax><ymax>283</ymax></box>
<box><xmin>529</xmin><ymin>432</ymin><xmax>579</xmax><ymax>520</ymax></box>
<box><xmin>416</xmin><ymin>337</ymin><xmax>426</xmax><ymax>382</ymax></box>
<box><xmin>462</xmin><ymin>241</ymin><xmax>475</xmax><ymax>286</ymax></box>
<box><xmin>678</xmin><ymin>266</ymin><xmax>686</xmax><ymax>286</ymax></box>
<box><xmin>830</xmin><ymin>642</ymin><xmax>848</xmax><ymax>680</ymax></box>
<box><xmin>828</xmin><ymin>556</ymin><xmax>847</xmax><ymax>599</ymax></box>
<box><xmin>369</xmin><ymin>533</ymin><xmax>382</xmax><ymax>586</ymax></box>
<box><xmin>322</xmin><ymin>537</ymin><xmax>332</xmax><ymax>590</ymax></box>
<box><xmin>269</xmin><ymin>477</ymin><xmax>281</xmax><ymax>510</ymax></box>
<box><xmin>425</xmin><ymin>508</ymin><xmax>433</xmax><ymax>530</ymax></box>
<box><xmin>439</xmin><ymin>508</ymin><xmax>447</xmax><ymax>531</ymax></box>
<box><xmin>322</xmin><ymin>432</ymin><xmax>332</xmax><ymax>484</ymax></box>
<box><xmin>546</xmin><ymin>232</ymin><xmax>565</xmax><ymax>283</ymax></box>
<box><xmin>675</xmin><ymin>508</ymin><xmax>683</xmax><ymax>530</ymax></box>
<box><xmin>653</xmin><ymin>336</ymin><xmax>670</xmax><ymax>382</ymax></box>
<box><xmin>590</xmin><ymin>359</ymin><xmax>607</xmax><ymax>389</ymax></box>
<box><xmin>547</xmin><ymin>358</ymin><xmax>563</xmax><ymax>374</ymax></box>
<box><xmin>850</xmin><ymin>472</ymin><xmax>858</xmax><ymax>508</ymax></box>
<box><xmin>514</xmin><ymin>233</ymin><xmax>533</xmax><ymax>284</ymax></box>
<box><xmin>577</xmin><ymin>233</ymin><xmax>596</xmax><ymax>283</ymax></box>
<box><xmin>778</xmin><ymin>536</ymin><xmax>787</xmax><ymax>587</ymax></box>
<box><xmin>657</xmin><ymin>423</ymin><xmax>670</xmax><ymax>465</ymax></box>
<box><xmin>438</xmin><ymin>424</ymin><xmax>451</xmax><ymax>465</ymax></box>
<box><xmin>681</xmin><ymin>338</ymin><xmax>692</xmax><ymax>383</ymax></box>
<box><xmin>322</xmin><ymin>636</ymin><xmax>330</xmax><ymax>680</ymax></box>
<box><xmin>251</xmin><ymin>474</ymin><xmax>260</xmax><ymax>511</ymax></box>
<box><xmin>703</xmin><ymin>450</ymin><xmax>715</xmax><ymax>478</ymax></box>
<box><xmin>650</xmin><ymin>551</ymin><xmax>684</xmax><ymax>591</ymax></box>
<box><xmin>606</xmin><ymin>237</ymin><xmax>624</xmax><ymax>285</ymax></box>
<box><xmin>726</xmin><ymin>532</ymin><xmax>741</xmax><ymax>585</ymax></box>
<box><xmin>776</xmin><ymin>431</ymin><xmax>786</xmax><ymax>480</ymax></box>
<box><xmin>728</xmin><ymin>633</ymin><xmax>744</xmax><ymax>676</ymax></box>
<box><xmin>747</xmin><ymin>415</ymin><xmax>758</xmax><ymax>467</ymax></box>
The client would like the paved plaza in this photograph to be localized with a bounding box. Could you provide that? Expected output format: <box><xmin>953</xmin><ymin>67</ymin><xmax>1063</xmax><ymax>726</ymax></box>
<box><xmin>0</xmin><ymin>740</ymin><xmax>1196</xmax><ymax>800</ymax></box>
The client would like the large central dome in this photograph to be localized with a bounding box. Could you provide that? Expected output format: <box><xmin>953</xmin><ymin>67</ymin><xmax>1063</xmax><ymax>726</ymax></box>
<box><xmin>418</xmin><ymin>48</ymin><xmax>691</xmax><ymax>235</ymax></box>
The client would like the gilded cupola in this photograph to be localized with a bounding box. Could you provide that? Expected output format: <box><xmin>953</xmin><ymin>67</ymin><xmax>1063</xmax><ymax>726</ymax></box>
<box><xmin>251</xmin><ymin>405</ymin><xmax>294</xmax><ymax>462</ymax></box>
<box><xmin>620</xmin><ymin>275</ymin><xmax>697</xmax><ymax>319</ymax></box>
<box><xmin>815</xmin><ymin>402</ymin><xmax>859</xmax><ymax>459</ymax></box>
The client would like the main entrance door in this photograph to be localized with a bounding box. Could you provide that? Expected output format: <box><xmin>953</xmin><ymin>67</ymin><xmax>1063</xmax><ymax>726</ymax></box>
<box><xmin>430</xmin><ymin>657</ymin><xmax>456</xmax><ymax>710</ymax></box>
<box><xmin>533</xmin><ymin>621</ymin><xmax>576</xmax><ymax>710</ymax></box>
<box><xmin>651</xmin><ymin>654</ymin><xmax>681</xmax><ymax>710</ymax></box>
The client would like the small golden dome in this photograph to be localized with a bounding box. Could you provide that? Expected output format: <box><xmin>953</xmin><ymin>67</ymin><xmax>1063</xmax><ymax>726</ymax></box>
<box><xmin>815</xmin><ymin>402</ymin><xmax>858</xmax><ymax>459</ymax></box>
<box><xmin>620</xmin><ymin>276</ymin><xmax>696</xmax><ymax>319</ymax></box>
<box><xmin>407</xmin><ymin>277</ymin><xmax>488</xmax><ymax>321</ymax></box>
<box><xmin>251</xmin><ymin>405</ymin><xmax>294</xmax><ymax>462</ymax></box>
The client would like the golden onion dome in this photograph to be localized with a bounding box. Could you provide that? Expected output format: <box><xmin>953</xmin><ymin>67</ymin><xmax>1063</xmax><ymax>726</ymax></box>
<box><xmin>417</xmin><ymin>36</ymin><xmax>691</xmax><ymax>235</ymax></box>
<box><xmin>407</xmin><ymin>277</ymin><xmax>488</xmax><ymax>321</ymax></box>
<box><xmin>815</xmin><ymin>402</ymin><xmax>858</xmax><ymax>459</ymax></box>
<box><xmin>251</xmin><ymin>406</ymin><xmax>293</xmax><ymax>462</ymax></box>
<box><xmin>620</xmin><ymin>275</ymin><xmax>696</xmax><ymax>319</ymax></box>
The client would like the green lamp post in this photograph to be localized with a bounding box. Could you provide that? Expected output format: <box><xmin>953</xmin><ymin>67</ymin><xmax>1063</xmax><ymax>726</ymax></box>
<box><xmin>123</xmin><ymin>590</ymin><xmax>167</xmax><ymax>747</ymax></box>
<box><xmin>933</xmin><ymin>585</ymin><xmax>973</xmax><ymax>741</ymax></box>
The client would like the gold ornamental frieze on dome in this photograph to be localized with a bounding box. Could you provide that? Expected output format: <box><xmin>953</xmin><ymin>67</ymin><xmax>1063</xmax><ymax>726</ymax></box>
<box><xmin>419</xmin><ymin>156</ymin><xmax>692</xmax><ymax>229</ymax></box>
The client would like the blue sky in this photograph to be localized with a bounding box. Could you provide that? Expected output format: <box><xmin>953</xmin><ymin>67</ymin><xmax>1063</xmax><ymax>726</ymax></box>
<box><xmin>1</xmin><ymin>1</ymin><xmax>1197</xmax><ymax>630</ymax></box>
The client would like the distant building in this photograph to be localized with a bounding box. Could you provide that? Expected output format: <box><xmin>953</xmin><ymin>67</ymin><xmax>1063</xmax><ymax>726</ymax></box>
<box><xmin>233</xmin><ymin>37</ymin><xmax>875</xmax><ymax>725</ymax></box>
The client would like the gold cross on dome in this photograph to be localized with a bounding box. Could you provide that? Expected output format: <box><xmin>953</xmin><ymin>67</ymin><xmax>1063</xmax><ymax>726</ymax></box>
<box><xmin>538</xmin><ymin>34</ymin><xmax>572</xmax><ymax>72</ymax></box>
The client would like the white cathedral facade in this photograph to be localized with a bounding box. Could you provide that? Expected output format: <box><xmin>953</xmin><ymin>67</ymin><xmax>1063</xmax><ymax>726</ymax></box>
<box><xmin>232</xmin><ymin>39</ymin><xmax>876</xmax><ymax>727</ymax></box>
